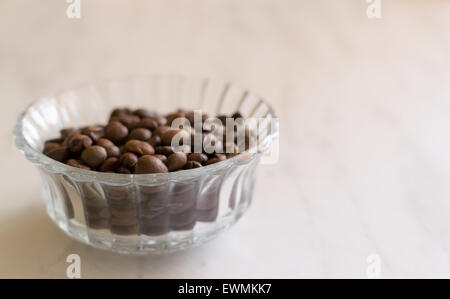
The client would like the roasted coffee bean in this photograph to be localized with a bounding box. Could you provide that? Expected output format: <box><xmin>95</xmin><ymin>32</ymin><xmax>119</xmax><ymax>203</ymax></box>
<box><xmin>128</xmin><ymin>128</ymin><xmax>151</xmax><ymax>141</ymax></box>
<box><xmin>185</xmin><ymin>111</ymin><xmax>208</xmax><ymax>125</ymax></box>
<box><xmin>45</xmin><ymin>145</ymin><xmax>70</xmax><ymax>162</ymax></box>
<box><xmin>155</xmin><ymin>146</ymin><xmax>174</xmax><ymax>156</ymax></box>
<box><xmin>206</xmin><ymin>157</ymin><xmax>223</xmax><ymax>165</ymax></box>
<box><xmin>153</xmin><ymin>115</ymin><xmax>167</xmax><ymax>126</ymax></box>
<box><xmin>96</xmin><ymin>138</ymin><xmax>114</xmax><ymax>148</ymax></box>
<box><xmin>105</xmin><ymin>145</ymin><xmax>120</xmax><ymax>158</ymax></box>
<box><xmin>133</xmin><ymin>108</ymin><xmax>155</xmax><ymax>119</ymax></box>
<box><xmin>100</xmin><ymin>157</ymin><xmax>120</xmax><ymax>172</ymax></box>
<box><xmin>214</xmin><ymin>153</ymin><xmax>227</xmax><ymax>161</ymax></box>
<box><xmin>184</xmin><ymin>161</ymin><xmax>202</xmax><ymax>169</ymax></box>
<box><xmin>61</xmin><ymin>128</ymin><xmax>80</xmax><ymax>139</ymax></box>
<box><xmin>124</xmin><ymin>140</ymin><xmax>155</xmax><ymax>156</ymax></box>
<box><xmin>161</xmin><ymin>129</ymin><xmax>190</xmax><ymax>146</ymax></box>
<box><xmin>153</xmin><ymin>125</ymin><xmax>171</xmax><ymax>138</ymax></box>
<box><xmin>135</xmin><ymin>155</ymin><xmax>169</xmax><ymax>174</ymax></box>
<box><xmin>137</xmin><ymin>118</ymin><xmax>158</xmax><ymax>131</ymax></box>
<box><xmin>188</xmin><ymin>153</ymin><xmax>208</xmax><ymax>165</ymax></box>
<box><xmin>110</xmin><ymin>114</ymin><xmax>140</xmax><ymax>130</ymax></box>
<box><xmin>153</xmin><ymin>154</ymin><xmax>167</xmax><ymax>163</ymax></box>
<box><xmin>166</xmin><ymin>112</ymin><xmax>185</xmax><ymax>126</ymax></box>
<box><xmin>67</xmin><ymin>134</ymin><xmax>93</xmax><ymax>153</ymax></box>
<box><xmin>165</xmin><ymin>152</ymin><xmax>187</xmax><ymax>171</ymax></box>
<box><xmin>81</xmin><ymin>145</ymin><xmax>107</xmax><ymax>167</ymax></box>
<box><xmin>231</xmin><ymin>111</ymin><xmax>243</xmax><ymax>120</ymax></box>
<box><xmin>111</xmin><ymin>108</ymin><xmax>132</xmax><ymax>118</ymax></box>
<box><xmin>66</xmin><ymin>159</ymin><xmax>91</xmax><ymax>170</ymax></box>
<box><xmin>148</xmin><ymin>135</ymin><xmax>161</xmax><ymax>147</ymax></box>
<box><xmin>119</xmin><ymin>152</ymin><xmax>138</xmax><ymax>169</ymax></box>
<box><xmin>81</xmin><ymin>125</ymin><xmax>104</xmax><ymax>142</ymax></box>
<box><xmin>43</xmin><ymin>142</ymin><xmax>60</xmax><ymax>155</ymax></box>
<box><xmin>105</xmin><ymin>121</ymin><xmax>128</xmax><ymax>144</ymax></box>
<box><xmin>117</xmin><ymin>166</ymin><xmax>132</xmax><ymax>174</ymax></box>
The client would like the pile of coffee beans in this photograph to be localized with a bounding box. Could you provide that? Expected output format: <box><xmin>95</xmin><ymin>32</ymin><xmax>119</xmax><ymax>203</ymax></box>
<box><xmin>43</xmin><ymin>108</ymin><xmax>249</xmax><ymax>174</ymax></box>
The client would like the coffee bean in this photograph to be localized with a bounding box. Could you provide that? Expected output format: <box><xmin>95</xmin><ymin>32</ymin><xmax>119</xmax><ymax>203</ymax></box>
<box><xmin>105</xmin><ymin>145</ymin><xmax>120</xmax><ymax>158</ymax></box>
<box><xmin>117</xmin><ymin>166</ymin><xmax>132</xmax><ymax>174</ymax></box>
<box><xmin>188</xmin><ymin>153</ymin><xmax>208</xmax><ymax>165</ymax></box>
<box><xmin>100</xmin><ymin>157</ymin><xmax>120</xmax><ymax>172</ymax></box>
<box><xmin>124</xmin><ymin>140</ymin><xmax>155</xmax><ymax>156</ymax></box>
<box><xmin>61</xmin><ymin>128</ymin><xmax>80</xmax><ymax>139</ymax></box>
<box><xmin>155</xmin><ymin>146</ymin><xmax>174</xmax><ymax>156</ymax></box>
<box><xmin>129</xmin><ymin>128</ymin><xmax>151</xmax><ymax>141</ymax></box>
<box><xmin>184</xmin><ymin>161</ymin><xmax>203</xmax><ymax>169</ymax></box>
<box><xmin>81</xmin><ymin>145</ymin><xmax>107</xmax><ymax>167</ymax></box>
<box><xmin>161</xmin><ymin>129</ymin><xmax>190</xmax><ymax>146</ymax></box>
<box><xmin>96</xmin><ymin>138</ymin><xmax>115</xmax><ymax>148</ymax></box>
<box><xmin>66</xmin><ymin>159</ymin><xmax>91</xmax><ymax>170</ymax></box>
<box><xmin>166</xmin><ymin>112</ymin><xmax>185</xmax><ymax>126</ymax></box>
<box><xmin>111</xmin><ymin>108</ymin><xmax>131</xmax><ymax>118</ymax></box>
<box><xmin>67</xmin><ymin>134</ymin><xmax>93</xmax><ymax>153</ymax></box>
<box><xmin>206</xmin><ymin>157</ymin><xmax>222</xmax><ymax>165</ymax></box>
<box><xmin>133</xmin><ymin>108</ymin><xmax>155</xmax><ymax>119</ymax></box>
<box><xmin>166</xmin><ymin>152</ymin><xmax>187</xmax><ymax>171</ymax></box>
<box><xmin>153</xmin><ymin>125</ymin><xmax>171</xmax><ymax>138</ymax></box>
<box><xmin>105</xmin><ymin>121</ymin><xmax>128</xmax><ymax>144</ymax></box>
<box><xmin>81</xmin><ymin>125</ymin><xmax>104</xmax><ymax>142</ymax></box>
<box><xmin>153</xmin><ymin>115</ymin><xmax>167</xmax><ymax>126</ymax></box>
<box><xmin>148</xmin><ymin>135</ymin><xmax>161</xmax><ymax>147</ymax></box>
<box><xmin>43</xmin><ymin>142</ymin><xmax>60</xmax><ymax>155</ymax></box>
<box><xmin>137</xmin><ymin>118</ymin><xmax>158</xmax><ymax>131</ymax></box>
<box><xmin>45</xmin><ymin>145</ymin><xmax>70</xmax><ymax>162</ymax></box>
<box><xmin>153</xmin><ymin>154</ymin><xmax>167</xmax><ymax>163</ymax></box>
<box><xmin>135</xmin><ymin>155</ymin><xmax>169</xmax><ymax>174</ymax></box>
<box><xmin>110</xmin><ymin>114</ymin><xmax>140</xmax><ymax>130</ymax></box>
<box><xmin>119</xmin><ymin>152</ymin><xmax>138</xmax><ymax>169</ymax></box>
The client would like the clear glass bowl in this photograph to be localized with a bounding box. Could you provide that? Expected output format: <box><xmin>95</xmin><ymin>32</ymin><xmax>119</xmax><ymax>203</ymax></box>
<box><xmin>14</xmin><ymin>75</ymin><xmax>277</xmax><ymax>254</ymax></box>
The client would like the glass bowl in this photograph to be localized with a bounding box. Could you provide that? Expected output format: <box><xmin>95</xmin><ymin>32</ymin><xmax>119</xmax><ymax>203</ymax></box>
<box><xmin>14</xmin><ymin>74</ymin><xmax>277</xmax><ymax>254</ymax></box>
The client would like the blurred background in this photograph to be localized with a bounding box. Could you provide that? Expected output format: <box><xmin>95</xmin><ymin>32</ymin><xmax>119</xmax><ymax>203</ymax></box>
<box><xmin>1</xmin><ymin>0</ymin><xmax>450</xmax><ymax>278</ymax></box>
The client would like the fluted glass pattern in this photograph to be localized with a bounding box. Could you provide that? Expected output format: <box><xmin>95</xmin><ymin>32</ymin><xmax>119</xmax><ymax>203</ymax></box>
<box><xmin>14</xmin><ymin>75</ymin><xmax>276</xmax><ymax>254</ymax></box>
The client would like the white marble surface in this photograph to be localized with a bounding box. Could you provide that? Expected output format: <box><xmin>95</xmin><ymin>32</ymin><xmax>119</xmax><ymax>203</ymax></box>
<box><xmin>1</xmin><ymin>0</ymin><xmax>450</xmax><ymax>278</ymax></box>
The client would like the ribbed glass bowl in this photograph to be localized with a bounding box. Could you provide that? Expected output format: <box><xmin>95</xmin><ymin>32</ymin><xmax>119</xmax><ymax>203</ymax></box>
<box><xmin>14</xmin><ymin>75</ymin><xmax>277</xmax><ymax>254</ymax></box>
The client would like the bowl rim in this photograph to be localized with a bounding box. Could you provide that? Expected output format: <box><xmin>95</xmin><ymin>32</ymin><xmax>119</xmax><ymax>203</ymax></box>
<box><xmin>13</xmin><ymin>74</ymin><xmax>277</xmax><ymax>184</ymax></box>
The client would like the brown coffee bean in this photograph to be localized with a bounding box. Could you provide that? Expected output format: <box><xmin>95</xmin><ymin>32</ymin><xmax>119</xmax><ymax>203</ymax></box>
<box><xmin>153</xmin><ymin>115</ymin><xmax>167</xmax><ymax>126</ymax></box>
<box><xmin>110</xmin><ymin>114</ymin><xmax>140</xmax><ymax>130</ymax></box>
<box><xmin>61</xmin><ymin>128</ymin><xmax>80</xmax><ymax>139</ymax></box>
<box><xmin>105</xmin><ymin>145</ymin><xmax>120</xmax><ymax>158</ymax></box>
<box><xmin>166</xmin><ymin>152</ymin><xmax>187</xmax><ymax>171</ymax></box>
<box><xmin>137</xmin><ymin>118</ymin><xmax>158</xmax><ymax>131</ymax></box>
<box><xmin>81</xmin><ymin>145</ymin><xmax>107</xmax><ymax>167</ymax></box>
<box><xmin>119</xmin><ymin>152</ymin><xmax>138</xmax><ymax>169</ymax></box>
<box><xmin>66</xmin><ymin>159</ymin><xmax>91</xmax><ymax>170</ymax></box>
<box><xmin>105</xmin><ymin>121</ymin><xmax>128</xmax><ymax>144</ymax></box>
<box><xmin>133</xmin><ymin>108</ymin><xmax>155</xmax><ymax>119</ymax></box>
<box><xmin>43</xmin><ymin>142</ymin><xmax>60</xmax><ymax>155</ymax></box>
<box><xmin>161</xmin><ymin>129</ymin><xmax>190</xmax><ymax>146</ymax></box>
<box><xmin>155</xmin><ymin>146</ymin><xmax>174</xmax><ymax>156</ymax></box>
<box><xmin>184</xmin><ymin>161</ymin><xmax>203</xmax><ymax>169</ymax></box>
<box><xmin>148</xmin><ymin>135</ymin><xmax>161</xmax><ymax>147</ymax></box>
<box><xmin>124</xmin><ymin>140</ymin><xmax>155</xmax><ymax>156</ymax></box>
<box><xmin>67</xmin><ymin>134</ymin><xmax>93</xmax><ymax>153</ymax></box>
<box><xmin>153</xmin><ymin>154</ymin><xmax>167</xmax><ymax>163</ymax></box>
<box><xmin>215</xmin><ymin>153</ymin><xmax>227</xmax><ymax>161</ymax></box>
<box><xmin>111</xmin><ymin>108</ymin><xmax>131</xmax><ymax>118</ymax></box>
<box><xmin>117</xmin><ymin>166</ymin><xmax>132</xmax><ymax>174</ymax></box>
<box><xmin>166</xmin><ymin>112</ymin><xmax>185</xmax><ymax>126</ymax></box>
<box><xmin>135</xmin><ymin>155</ymin><xmax>169</xmax><ymax>174</ymax></box>
<box><xmin>153</xmin><ymin>125</ymin><xmax>171</xmax><ymax>138</ymax></box>
<box><xmin>96</xmin><ymin>138</ymin><xmax>115</xmax><ymax>148</ymax></box>
<box><xmin>100</xmin><ymin>157</ymin><xmax>120</xmax><ymax>172</ymax></box>
<box><xmin>206</xmin><ymin>157</ymin><xmax>223</xmax><ymax>165</ymax></box>
<box><xmin>129</xmin><ymin>128</ymin><xmax>151</xmax><ymax>141</ymax></box>
<box><xmin>45</xmin><ymin>145</ymin><xmax>70</xmax><ymax>162</ymax></box>
<box><xmin>188</xmin><ymin>153</ymin><xmax>208</xmax><ymax>165</ymax></box>
<box><xmin>81</xmin><ymin>125</ymin><xmax>104</xmax><ymax>142</ymax></box>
